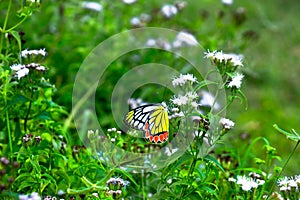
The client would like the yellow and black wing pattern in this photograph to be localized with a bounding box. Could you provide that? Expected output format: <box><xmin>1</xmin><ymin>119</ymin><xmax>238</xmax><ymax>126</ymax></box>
<box><xmin>124</xmin><ymin>104</ymin><xmax>169</xmax><ymax>143</ymax></box>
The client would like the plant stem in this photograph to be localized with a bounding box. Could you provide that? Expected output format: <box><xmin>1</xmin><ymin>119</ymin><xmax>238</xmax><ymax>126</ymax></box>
<box><xmin>180</xmin><ymin>152</ymin><xmax>197</xmax><ymax>198</ymax></box>
<box><xmin>4</xmin><ymin>77</ymin><xmax>12</xmax><ymax>157</ymax></box>
<box><xmin>266</xmin><ymin>140</ymin><xmax>300</xmax><ymax>199</ymax></box>
<box><xmin>24</xmin><ymin>88</ymin><xmax>34</xmax><ymax>132</ymax></box>
<box><xmin>0</xmin><ymin>0</ymin><xmax>12</xmax><ymax>53</ymax></box>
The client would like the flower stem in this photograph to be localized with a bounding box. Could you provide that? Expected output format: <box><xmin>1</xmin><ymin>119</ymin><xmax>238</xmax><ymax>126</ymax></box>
<box><xmin>24</xmin><ymin>88</ymin><xmax>34</xmax><ymax>132</ymax></box>
<box><xmin>180</xmin><ymin>151</ymin><xmax>197</xmax><ymax>198</ymax></box>
<box><xmin>4</xmin><ymin>73</ymin><xmax>12</xmax><ymax>157</ymax></box>
<box><xmin>266</xmin><ymin>140</ymin><xmax>300</xmax><ymax>199</ymax></box>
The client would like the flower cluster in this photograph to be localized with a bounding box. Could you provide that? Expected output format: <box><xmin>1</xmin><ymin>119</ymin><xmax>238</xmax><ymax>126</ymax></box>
<box><xmin>172</xmin><ymin>31</ymin><xmax>198</xmax><ymax>48</ymax></box>
<box><xmin>130</xmin><ymin>13</ymin><xmax>151</xmax><ymax>27</ymax></box>
<box><xmin>222</xmin><ymin>0</ymin><xmax>233</xmax><ymax>5</ymax></box>
<box><xmin>21</xmin><ymin>48</ymin><xmax>47</xmax><ymax>58</ymax></box>
<box><xmin>22</xmin><ymin>133</ymin><xmax>42</xmax><ymax>145</ymax></box>
<box><xmin>227</xmin><ymin>73</ymin><xmax>244</xmax><ymax>89</ymax></box>
<box><xmin>107</xmin><ymin>127</ymin><xmax>122</xmax><ymax>142</ymax></box>
<box><xmin>19</xmin><ymin>192</ymin><xmax>41</xmax><ymax>200</ymax></box>
<box><xmin>106</xmin><ymin>177</ymin><xmax>130</xmax><ymax>198</ymax></box>
<box><xmin>123</xmin><ymin>0</ymin><xmax>136</xmax><ymax>4</ymax></box>
<box><xmin>43</xmin><ymin>195</ymin><xmax>57</xmax><ymax>200</ymax></box>
<box><xmin>161</xmin><ymin>4</ymin><xmax>178</xmax><ymax>18</ymax></box>
<box><xmin>145</xmin><ymin>31</ymin><xmax>198</xmax><ymax>50</ymax></box>
<box><xmin>172</xmin><ymin>73</ymin><xmax>197</xmax><ymax>87</ymax></box>
<box><xmin>220</xmin><ymin>118</ymin><xmax>235</xmax><ymax>130</ymax></box>
<box><xmin>81</xmin><ymin>1</ymin><xmax>103</xmax><ymax>12</ymax></box>
<box><xmin>10</xmin><ymin>49</ymin><xmax>48</xmax><ymax>80</ymax></box>
<box><xmin>229</xmin><ymin>173</ymin><xmax>265</xmax><ymax>191</ymax></box>
<box><xmin>127</xmin><ymin>98</ymin><xmax>147</xmax><ymax>109</ymax></box>
<box><xmin>278</xmin><ymin>175</ymin><xmax>300</xmax><ymax>191</ymax></box>
<box><xmin>204</xmin><ymin>50</ymin><xmax>244</xmax><ymax>67</ymax></box>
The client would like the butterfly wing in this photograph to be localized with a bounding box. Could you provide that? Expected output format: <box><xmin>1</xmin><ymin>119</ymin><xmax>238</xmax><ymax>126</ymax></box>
<box><xmin>123</xmin><ymin>104</ymin><xmax>156</xmax><ymax>131</ymax></box>
<box><xmin>146</xmin><ymin>106</ymin><xmax>169</xmax><ymax>143</ymax></box>
<box><xmin>124</xmin><ymin>104</ymin><xmax>169</xmax><ymax>143</ymax></box>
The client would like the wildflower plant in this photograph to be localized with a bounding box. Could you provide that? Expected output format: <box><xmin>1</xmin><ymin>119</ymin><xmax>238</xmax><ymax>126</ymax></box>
<box><xmin>0</xmin><ymin>1</ymin><xmax>299</xmax><ymax>200</ymax></box>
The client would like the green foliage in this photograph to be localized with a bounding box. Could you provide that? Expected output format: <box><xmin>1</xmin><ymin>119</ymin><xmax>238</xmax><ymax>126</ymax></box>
<box><xmin>0</xmin><ymin>0</ymin><xmax>299</xmax><ymax>199</ymax></box>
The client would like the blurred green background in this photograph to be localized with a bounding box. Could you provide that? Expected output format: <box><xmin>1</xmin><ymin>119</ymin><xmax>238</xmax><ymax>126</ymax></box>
<box><xmin>1</xmin><ymin>0</ymin><xmax>299</xmax><ymax>174</ymax></box>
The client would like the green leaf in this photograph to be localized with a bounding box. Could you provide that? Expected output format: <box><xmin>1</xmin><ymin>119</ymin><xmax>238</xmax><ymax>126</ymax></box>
<box><xmin>204</xmin><ymin>155</ymin><xmax>225</xmax><ymax>174</ymax></box>
<box><xmin>17</xmin><ymin>180</ymin><xmax>37</xmax><ymax>192</ymax></box>
<box><xmin>114</xmin><ymin>168</ymin><xmax>139</xmax><ymax>187</ymax></box>
<box><xmin>37</xmin><ymin>111</ymin><xmax>52</xmax><ymax>120</ymax></box>
<box><xmin>6</xmin><ymin>94</ymin><xmax>29</xmax><ymax>108</ymax></box>
<box><xmin>273</xmin><ymin>124</ymin><xmax>300</xmax><ymax>142</ymax></box>
<box><xmin>41</xmin><ymin>173</ymin><xmax>57</xmax><ymax>192</ymax></box>
<box><xmin>9</xmin><ymin>30</ymin><xmax>22</xmax><ymax>52</ymax></box>
<box><xmin>14</xmin><ymin>173</ymin><xmax>34</xmax><ymax>183</ymax></box>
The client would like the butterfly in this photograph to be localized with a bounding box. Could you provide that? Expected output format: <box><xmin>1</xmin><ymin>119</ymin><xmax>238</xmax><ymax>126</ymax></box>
<box><xmin>123</xmin><ymin>104</ymin><xmax>169</xmax><ymax>143</ymax></box>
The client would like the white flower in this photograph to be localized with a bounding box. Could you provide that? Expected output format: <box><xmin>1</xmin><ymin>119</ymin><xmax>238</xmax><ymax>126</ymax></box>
<box><xmin>173</xmin><ymin>31</ymin><xmax>198</xmax><ymax>47</ymax></box>
<box><xmin>35</xmin><ymin>65</ymin><xmax>46</xmax><ymax>71</ymax></box>
<box><xmin>161</xmin><ymin>4</ymin><xmax>178</xmax><ymax>18</ymax></box>
<box><xmin>257</xmin><ymin>179</ymin><xmax>265</xmax><ymax>185</ymax></box>
<box><xmin>222</xmin><ymin>0</ymin><xmax>233</xmax><ymax>5</ymax></box>
<box><xmin>220</xmin><ymin>118</ymin><xmax>235</xmax><ymax>129</ymax></box>
<box><xmin>82</xmin><ymin>2</ymin><xmax>103</xmax><ymax>12</ymax></box>
<box><xmin>295</xmin><ymin>175</ymin><xmax>300</xmax><ymax>184</ymax></box>
<box><xmin>224</xmin><ymin>53</ymin><xmax>244</xmax><ymax>67</ymax></box>
<box><xmin>278</xmin><ymin>177</ymin><xmax>289</xmax><ymax>186</ymax></box>
<box><xmin>204</xmin><ymin>50</ymin><xmax>243</xmax><ymax>67</ymax></box>
<box><xmin>37</xmin><ymin>48</ymin><xmax>47</xmax><ymax>57</ymax></box>
<box><xmin>21</xmin><ymin>48</ymin><xmax>47</xmax><ymax>58</ymax></box>
<box><xmin>172</xmin><ymin>95</ymin><xmax>188</xmax><ymax>106</ymax></box>
<box><xmin>167</xmin><ymin>179</ymin><xmax>172</xmax><ymax>184</ymax></box>
<box><xmin>165</xmin><ymin>147</ymin><xmax>178</xmax><ymax>156</ymax></box>
<box><xmin>10</xmin><ymin>64</ymin><xmax>25</xmax><ymax>71</ymax></box>
<box><xmin>106</xmin><ymin>177</ymin><xmax>129</xmax><ymax>187</ymax></box>
<box><xmin>57</xmin><ymin>190</ymin><xmax>65</xmax><ymax>195</ymax></box>
<box><xmin>214</xmin><ymin>51</ymin><xmax>225</xmax><ymax>62</ymax></box>
<box><xmin>156</xmin><ymin>39</ymin><xmax>172</xmax><ymax>50</ymax></box>
<box><xmin>19</xmin><ymin>194</ymin><xmax>29</xmax><ymax>200</ymax></box>
<box><xmin>128</xmin><ymin>98</ymin><xmax>146</xmax><ymax>109</ymax></box>
<box><xmin>92</xmin><ymin>192</ymin><xmax>99</xmax><ymax>197</ymax></box>
<box><xmin>146</xmin><ymin>38</ymin><xmax>156</xmax><ymax>47</ymax></box>
<box><xmin>107</xmin><ymin>128</ymin><xmax>112</xmax><ymax>132</ymax></box>
<box><xmin>172</xmin><ymin>73</ymin><xmax>197</xmax><ymax>87</ymax></box>
<box><xmin>170</xmin><ymin>111</ymin><xmax>184</xmax><ymax>119</ymax></box>
<box><xmin>130</xmin><ymin>17</ymin><xmax>141</xmax><ymax>26</ymax></box>
<box><xmin>204</xmin><ymin>50</ymin><xmax>217</xmax><ymax>59</ymax></box>
<box><xmin>236</xmin><ymin>175</ymin><xmax>258</xmax><ymax>191</ymax></box>
<box><xmin>280</xmin><ymin>186</ymin><xmax>291</xmax><ymax>191</ymax></box>
<box><xmin>186</xmin><ymin>92</ymin><xmax>198</xmax><ymax>100</ymax></box>
<box><xmin>172</xmin><ymin>75</ymin><xmax>186</xmax><ymax>86</ymax></box>
<box><xmin>228</xmin><ymin>73</ymin><xmax>244</xmax><ymax>88</ymax></box>
<box><xmin>199</xmin><ymin>91</ymin><xmax>220</xmax><ymax>109</ymax></box>
<box><xmin>111</xmin><ymin>138</ymin><xmax>116</xmax><ymax>142</ymax></box>
<box><xmin>111</xmin><ymin>128</ymin><xmax>117</xmax><ymax>132</ymax></box>
<box><xmin>288</xmin><ymin>179</ymin><xmax>297</xmax><ymax>188</ymax></box>
<box><xmin>183</xmin><ymin>74</ymin><xmax>197</xmax><ymax>82</ymax></box>
<box><xmin>171</xmin><ymin>107</ymin><xmax>179</xmax><ymax>112</ymax></box>
<box><xmin>123</xmin><ymin>0</ymin><xmax>136</xmax><ymax>4</ymax></box>
<box><xmin>16</xmin><ymin>67</ymin><xmax>29</xmax><ymax>79</ymax></box>
<box><xmin>191</xmin><ymin>101</ymin><xmax>198</xmax><ymax>108</ymax></box>
<box><xmin>21</xmin><ymin>49</ymin><xmax>29</xmax><ymax>58</ymax></box>
<box><xmin>30</xmin><ymin>192</ymin><xmax>41</xmax><ymax>200</ymax></box>
<box><xmin>228</xmin><ymin>177</ymin><xmax>236</xmax><ymax>182</ymax></box>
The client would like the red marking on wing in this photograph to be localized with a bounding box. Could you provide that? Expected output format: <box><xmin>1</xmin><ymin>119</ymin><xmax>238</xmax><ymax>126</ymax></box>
<box><xmin>148</xmin><ymin>131</ymin><xmax>169</xmax><ymax>143</ymax></box>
